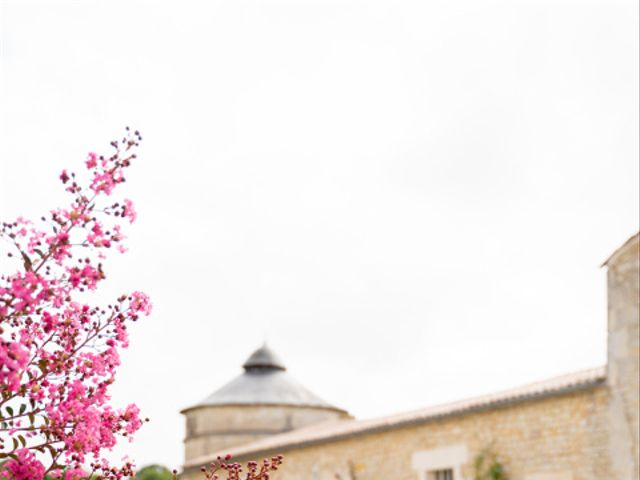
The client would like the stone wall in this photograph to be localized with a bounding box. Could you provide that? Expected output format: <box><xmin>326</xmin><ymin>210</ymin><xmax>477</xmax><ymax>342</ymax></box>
<box><xmin>194</xmin><ymin>386</ymin><xmax>610</xmax><ymax>480</ymax></box>
<box><xmin>183</xmin><ymin>405</ymin><xmax>350</xmax><ymax>463</ymax></box>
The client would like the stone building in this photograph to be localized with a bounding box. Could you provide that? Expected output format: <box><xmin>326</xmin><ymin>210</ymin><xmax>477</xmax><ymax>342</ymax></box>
<box><xmin>181</xmin><ymin>345</ymin><xmax>351</xmax><ymax>462</ymax></box>
<box><xmin>181</xmin><ymin>233</ymin><xmax>639</xmax><ymax>480</ymax></box>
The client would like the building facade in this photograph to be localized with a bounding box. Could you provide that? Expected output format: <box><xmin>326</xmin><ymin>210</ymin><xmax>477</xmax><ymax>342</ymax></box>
<box><xmin>181</xmin><ymin>233</ymin><xmax>639</xmax><ymax>480</ymax></box>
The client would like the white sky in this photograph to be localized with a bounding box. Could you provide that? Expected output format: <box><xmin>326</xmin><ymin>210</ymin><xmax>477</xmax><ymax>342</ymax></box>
<box><xmin>0</xmin><ymin>0</ymin><xmax>638</xmax><ymax>471</ymax></box>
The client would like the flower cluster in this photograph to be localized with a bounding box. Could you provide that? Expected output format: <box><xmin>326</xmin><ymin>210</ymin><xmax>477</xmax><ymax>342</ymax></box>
<box><xmin>0</xmin><ymin>129</ymin><xmax>150</xmax><ymax>480</ymax></box>
<box><xmin>198</xmin><ymin>455</ymin><xmax>284</xmax><ymax>480</ymax></box>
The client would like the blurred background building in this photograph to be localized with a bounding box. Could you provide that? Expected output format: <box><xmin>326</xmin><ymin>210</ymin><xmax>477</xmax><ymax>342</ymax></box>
<box><xmin>181</xmin><ymin>233</ymin><xmax>639</xmax><ymax>480</ymax></box>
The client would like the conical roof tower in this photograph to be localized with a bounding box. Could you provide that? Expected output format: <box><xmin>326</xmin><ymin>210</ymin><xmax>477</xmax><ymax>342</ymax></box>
<box><xmin>190</xmin><ymin>344</ymin><xmax>340</xmax><ymax>410</ymax></box>
<box><xmin>181</xmin><ymin>345</ymin><xmax>350</xmax><ymax>464</ymax></box>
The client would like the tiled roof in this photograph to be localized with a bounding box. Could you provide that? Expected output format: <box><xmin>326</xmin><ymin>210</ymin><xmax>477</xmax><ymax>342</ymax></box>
<box><xmin>184</xmin><ymin>366</ymin><xmax>606</xmax><ymax>468</ymax></box>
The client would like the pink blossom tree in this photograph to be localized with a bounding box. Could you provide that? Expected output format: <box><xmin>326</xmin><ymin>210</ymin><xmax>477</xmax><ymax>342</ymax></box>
<box><xmin>0</xmin><ymin>130</ymin><xmax>284</xmax><ymax>480</ymax></box>
<box><xmin>0</xmin><ymin>129</ymin><xmax>150</xmax><ymax>480</ymax></box>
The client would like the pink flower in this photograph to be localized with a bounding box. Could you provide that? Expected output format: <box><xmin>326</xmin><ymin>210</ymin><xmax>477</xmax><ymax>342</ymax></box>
<box><xmin>0</xmin><ymin>450</ymin><xmax>45</xmax><ymax>480</ymax></box>
<box><xmin>122</xmin><ymin>403</ymin><xmax>142</xmax><ymax>435</ymax></box>
<box><xmin>63</xmin><ymin>468</ymin><xmax>88</xmax><ymax>480</ymax></box>
<box><xmin>129</xmin><ymin>291</ymin><xmax>152</xmax><ymax>315</ymax></box>
<box><xmin>59</xmin><ymin>170</ymin><xmax>70</xmax><ymax>184</ymax></box>
<box><xmin>42</xmin><ymin>311</ymin><xmax>59</xmax><ymax>333</ymax></box>
<box><xmin>123</xmin><ymin>199</ymin><xmax>136</xmax><ymax>223</ymax></box>
<box><xmin>85</xmin><ymin>152</ymin><xmax>98</xmax><ymax>169</ymax></box>
<box><xmin>0</xmin><ymin>340</ymin><xmax>30</xmax><ymax>392</ymax></box>
<box><xmin>90</xmin><ymin>172</ymin><xmax>116</xmax><ymax>195</ymax></box>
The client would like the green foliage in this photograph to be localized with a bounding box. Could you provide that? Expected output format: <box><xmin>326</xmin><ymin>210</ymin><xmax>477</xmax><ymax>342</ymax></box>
<box><xmin>136</xmin><ymin>464</ymin><xmax>175</xmax><ymax>480</ymax></box>
<box><xmin>473</xmin><ymin>444</ymin><xmax>508</xmax><ymax>480</ymax></box>
<box><xmin>334</xmin><ymin>460</ymin><xmax>361</xmax><ymax>480</ymax></box>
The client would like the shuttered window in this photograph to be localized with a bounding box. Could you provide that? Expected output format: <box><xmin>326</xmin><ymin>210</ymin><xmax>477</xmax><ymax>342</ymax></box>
<box><xmin>428</xmin><ymin>469</ymin><xmax>454</xmax><ymax>480</ymax></box>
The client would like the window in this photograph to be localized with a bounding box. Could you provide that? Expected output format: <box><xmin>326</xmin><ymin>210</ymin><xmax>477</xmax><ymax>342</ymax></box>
<box><xmin>428</xmin><ymin>469</ymin><xmax>454</xmax><ymax>480</ymax></box>
<box><xmin>412</xmin><ymin>444</ymin><xmax>467</xmax><ymax>480</ymax></box>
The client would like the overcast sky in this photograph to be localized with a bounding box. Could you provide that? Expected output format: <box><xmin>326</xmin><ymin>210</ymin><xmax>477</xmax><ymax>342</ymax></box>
<box><xmin>1</xmin><ymin>0</ymin><xmax>638</xmax><ymax>470</ymax></box>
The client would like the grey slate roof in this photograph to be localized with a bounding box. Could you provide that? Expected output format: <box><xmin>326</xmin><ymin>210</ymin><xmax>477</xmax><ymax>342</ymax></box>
<box><xmin>183</xmin><ymin>345</ymin><xmax>345</xmax><ymax>412</ymax></box>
